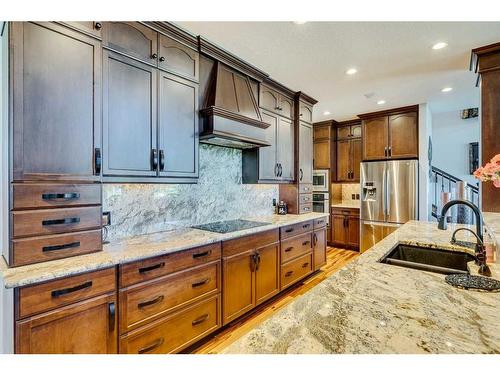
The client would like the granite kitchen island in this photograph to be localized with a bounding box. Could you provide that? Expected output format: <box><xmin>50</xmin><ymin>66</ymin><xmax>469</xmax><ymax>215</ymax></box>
<box><xmin>222</xmin><ymin>220</ymin><xmax>500</xmax><ymax>354</ymax></box>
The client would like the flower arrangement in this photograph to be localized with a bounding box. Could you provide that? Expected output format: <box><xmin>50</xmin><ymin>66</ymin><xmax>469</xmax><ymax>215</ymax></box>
<box><xmin>474</xmin><ymin>154</ymin><xmax>500</xmax><ymax>187</ymax></box>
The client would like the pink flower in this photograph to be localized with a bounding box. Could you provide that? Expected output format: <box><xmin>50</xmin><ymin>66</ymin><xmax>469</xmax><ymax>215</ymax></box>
<box><xmin>494</xmin><ymin>179</ymin><xmax>500</xmax><ymax>188</ymax></box>
<box><xmin>491</xmin><ymin>154</ymin><xmax>500</xmax><ymax>165</ymax></box>
<box><xmin>474</xmin><ymin>154</ymin><xmax>500</xmax><ymax>188</ymax></box>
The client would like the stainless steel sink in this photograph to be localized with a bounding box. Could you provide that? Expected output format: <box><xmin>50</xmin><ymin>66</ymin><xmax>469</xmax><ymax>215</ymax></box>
<box><xmin>379</xmin><ymin>243</ymin><xmax>476</xmax><ymax>275</ymax></box>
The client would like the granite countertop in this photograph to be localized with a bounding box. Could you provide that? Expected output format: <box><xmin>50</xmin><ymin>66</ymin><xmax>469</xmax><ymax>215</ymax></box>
<box><xmin>222</xmin><ymin>220</ymin><xmax>500</xmax><ymax>354</ymax></box>
<box><xmin>331</xmin><ymin>200</ymin><xmax>360</xmax><ymax>209</ymax></box>
<box><xmin>0</xmin><ymin>212</ymin><xmax>328</xmax><ymax>289</ymax></box>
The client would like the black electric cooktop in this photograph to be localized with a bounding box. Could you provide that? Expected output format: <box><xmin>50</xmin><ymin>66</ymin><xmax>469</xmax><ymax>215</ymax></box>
<box><xmin>192</xmin><ymin>219</ymin><xmax>271</xmax><ymax>234</ymax></box>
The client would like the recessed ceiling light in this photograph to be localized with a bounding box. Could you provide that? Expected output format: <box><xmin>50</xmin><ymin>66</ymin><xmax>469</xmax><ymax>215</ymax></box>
<box><xmin>346</xmin><ymin>68</ymin><xmax>357</xmax><ymax>75</ymax></box>
<box><xmin>323</xmin><ymin>111</ymin><xmax>331</xmax><ymax>115</ymax></box>
<box><xmin>441</xmin><ymin>87</ymin><xmax>453</xmax><ymax>92</ymax></box>
<box><xmin>432</xmin><ymin>42</ymin><xmax>448</xmax><ymax>50</ymax></box>
<box><xmin>377</xmin><ymin>100</ymin><xmax>386</xmax><ymax>105</ymax></box>
<box><xmin>293</xmin><ymin>21</ymin><xmax>307</xmax><ymax>25</ymax></box>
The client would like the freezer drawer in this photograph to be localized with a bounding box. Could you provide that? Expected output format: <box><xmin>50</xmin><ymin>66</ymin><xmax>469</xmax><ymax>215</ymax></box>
<box><xmin>360</xmin><ymin>221</ymin><xmax>401</xmax><ymax>253</ymax></box>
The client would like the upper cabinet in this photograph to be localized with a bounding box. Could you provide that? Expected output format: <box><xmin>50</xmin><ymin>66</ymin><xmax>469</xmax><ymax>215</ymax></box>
<box><xmin>260</xmin><ymin>83</ymin><xmax>294</xmax><ymax>119</ymax></box>
<box><xmin>59</xmin><ymin>21</ymin><xmax>103</xmax><ymax>39</ymax></box>
<box><xmin>298</xmin><ymin>123</ymin><xmax>313</xmax><ymax>184</ymax></box>
<box><xmin>360</xmin><ymin>106</ymin><xmax>418</xmax><ymax>161</ymax></box>
<box><xmin>103</xmin><ymin>22</ymin><xmax>158</xmax><ymax>64</ymax></box>
<box><xmin>299</xmin><ymin>102</ymin><xmax>313</xmax><ymax>123</ymax></box>
<box><xmin>101</xmin><ymin>22</ymin><xmax>199</xmax><ymax>182</ymax></box>
<box><xmin>10</xmin><ymin>22</ymin><xmax>101</xmax><ymax>182</ymax></box>
<box><xmin>313</xmin><ymin>122</ymin><xmax>332</xmax><ymax>170</ymax></box>
<box><xmin>158</xmin><ymin>34</ymin><xmax>199</xmax><ymax>81</ymax></box>
<box><xmin>336</xmin><ymin>121</ymin><xmax>362</xmax><ymax>140</ymax></box>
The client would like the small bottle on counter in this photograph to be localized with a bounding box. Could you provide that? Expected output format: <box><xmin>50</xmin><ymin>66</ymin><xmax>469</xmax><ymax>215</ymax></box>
<box><xmin>277</xmin><ymin>201</ymin><xmax>288</xmax><ymax>215</ymax></box>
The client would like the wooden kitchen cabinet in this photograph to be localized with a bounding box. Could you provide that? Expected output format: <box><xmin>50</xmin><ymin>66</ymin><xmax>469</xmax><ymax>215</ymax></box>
<box><xmin>222</xmin><ymin>230</ymin><xmax>279</xmax><ymax>324</ymax></box>
<box><xmin>16</xmin><ymin>293</ymin><xmax>117</xmax><ymax>354</ymax></box>
<box><xmin>336</xmin><ymin>121</ymin><xmax>362</xmax><ymax>140</ymax></box>
<box><xmin>298</xmin><ymin>122</ymin><xmax>313</xmax><ymax>184</ymax></box>
<box><xmin>330</xmin><ymin>208</ymin><xmax>360</xmax><ymax>250</ymax></box>
<box><xmin>360</xmin><ymin>106</ymin><xmax>418</xmax><ymax>161</ymax></box>
<box><xmin>336</xmin><ymin>138</ymin><xmax>361</xmax><ymax>182</ymax></box>
<box><xmin>10</xmin><ymin>22</ymin><xmax>101</xmax><ymax>182</ymax></box>
<box><xmin>260</xmin><ymin>83</ymin><xmax>294</xmax><ymax>120</ymax></box>
<box><xmin>278</xmin><ymin>116</ymin><xmax>295</xmax><ymax>181</ymax></box>
<box><xmin>102</xmin><ymin>51</ymin><xmax>157</xmax><ymax>177</ymax></box>
<box><xmin>158</xmin><ymin>33</ymin><xmax>199</xmax><ymax>82</ymax></box>
<box><xmin>313</xmin><ymin>121</ymin><xmax>333</xmax><ymax>170</ymax></box>
<box><xmin>158</xmin><ymin>72</ymin><xmax>198</xmax><ymax>178</ymax></box>
<box><xmin>313</xmin><ymin>228</ymin><xmax>327</xmax><ymax>270</ymax></box>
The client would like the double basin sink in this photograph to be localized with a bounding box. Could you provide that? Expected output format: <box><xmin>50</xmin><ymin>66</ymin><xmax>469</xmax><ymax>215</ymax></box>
<box><xmin>380</xmin><ymin>243</ymin><xmax>475</xmax><ymax>275</ymax></box>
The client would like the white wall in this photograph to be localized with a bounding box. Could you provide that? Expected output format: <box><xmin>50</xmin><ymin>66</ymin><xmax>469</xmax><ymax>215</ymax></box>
<box><xmin>432</xmin><ymin>110</ymin><xmax>479</xmax><ymax>186</ymax></box>
<box><xmin>418</xmin><ymin>103</ymin><xmax>432</xmax><ymax>221</ymax></box>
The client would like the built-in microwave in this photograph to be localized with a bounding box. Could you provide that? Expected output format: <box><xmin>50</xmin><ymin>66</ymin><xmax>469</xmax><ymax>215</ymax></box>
<box><xmin>313</xmin><ymin>169</ymin><xmax>330</xmax><ymax>192</ymax></box>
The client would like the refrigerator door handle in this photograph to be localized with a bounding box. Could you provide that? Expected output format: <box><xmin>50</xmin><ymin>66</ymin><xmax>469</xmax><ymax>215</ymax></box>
<box><xmin>382</xmin><ymin>163</ymin><xmax>388</xmax><ymax>220</ymax></box>
<box><xmin>386</xmin><ymin>167</ymin><xmax>391</xmax><ymax>219</ymax></box>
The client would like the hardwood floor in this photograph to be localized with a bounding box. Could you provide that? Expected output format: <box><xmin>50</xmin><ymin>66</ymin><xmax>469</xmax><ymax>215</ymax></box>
<box><xmin>185</xmin><ymin>246</ymin><xmax>359</xmax><ymax>354</ymax></box>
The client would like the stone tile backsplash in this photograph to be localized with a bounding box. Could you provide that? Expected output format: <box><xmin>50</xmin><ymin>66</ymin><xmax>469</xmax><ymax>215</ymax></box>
<box><xmin>103</xmin><ymin>144</ymin><xmax>278</xmax><ymax>241</ymax></box>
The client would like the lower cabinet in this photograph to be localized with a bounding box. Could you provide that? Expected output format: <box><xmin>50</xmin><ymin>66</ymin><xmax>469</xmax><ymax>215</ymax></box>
<box><xmin>15</xmin><ymin>268</ymin><xmax>117</xmax><ymax>354</ymax></box>
<box><xmin>313</xmin><ymin>227</ymin><xmax>327</xmax><ymax>270</ymax></box>
<box><xmin>222</xmin><ymin>230</ymin><xmax>280</xmax><ymax>325</ymax></box>
<box><xmin>330</xmin><ymin>208</ymin><xmax>360</xmax><ymax>250</ymax></box>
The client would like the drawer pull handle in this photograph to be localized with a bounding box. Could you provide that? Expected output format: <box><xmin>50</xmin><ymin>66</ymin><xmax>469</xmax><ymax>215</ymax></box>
<box><xmin>192</xmin><ymin>314</ymin><xmax>209</xmax><ymax>326</ymax></box>
<box><xmin>302</xmin><ymin>241</ymin><xmax>311</xmax><ymax>246</ymax></box>
<box><xmin>42</xmin><ymin>193</ymin><xmax>80</xmax><ymax>201</ymax></box>
<box><xmin>317</xmin><ymin>220</ymin><xmax>324</xmax><ymax>225</ymax></box>
<box><xmin>139</xmin><ymin>262</ymin><xmax>165</xmax><ymax>274</ymax></box>
<box><xmin>109</xmin><ymin>302</ymin><xmax>115</xmax><ymax>332</ymax></box>
<box><xmin>42</xmin><ymin>217</ymin><xmax>80</xmax><ymax>226</ymax></box>
<box><xmin>138</xmin><ymin>338</ymin><xmax>164</xmax><ymax>354</ymax></box>
<box><xmin>313</xmin><ymin>233</ymin><xmax>318</xmax><ymax>246</ymax></box>
<box><xmin>51</xmin><ymin>281</ymin><xmax>92</xmax><ymax>298</ymax></box>
<box><xmin>285</xmin><ymin>271</ymin><xmax>294</xmax><ymax>277</ymax></box>
<box><xmin>138</xmin><ymin>295</ymin><xmax>164</xmax><ymax>309</ymax></box>
<box><xmin>193</xmin><ymin>250</ymin><xmax>211</xmax><ymax>259</ymax></box>
<box><xmin>192</xmin><ymin>278</ymin><xmax>210</xmax><ymax>288</ymax></box>
<box><xmin>284</xmin><ymin>247</ymin><xmax>293</xmax><ymax>252</ymax></box>
<box><xmin>302</xmin><ymin>262</ymin><xmax>310</xmax><ymax>268</ymax></box>
<box><xmin>285</xmin><ymin>228</ymin><xmax>294</xmax><ymax>233</ymax></box>
<box><xmin>42</xmin><ymin>241</ymin><xmax>81</xmax><ymax>252</ymax></box>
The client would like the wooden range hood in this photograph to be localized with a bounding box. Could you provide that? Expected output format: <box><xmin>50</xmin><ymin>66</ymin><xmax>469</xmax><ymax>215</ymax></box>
<box><xmin>198</xmin><ymin>37</ymin><xmax>271</xmax><ymax>149</ymax></box>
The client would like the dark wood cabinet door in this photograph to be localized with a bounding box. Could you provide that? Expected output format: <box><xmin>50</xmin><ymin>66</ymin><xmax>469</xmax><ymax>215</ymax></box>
<box><xmin>336</xmin><ymin>126</ymin><xmax>351</xmax><ymax>140</ymax></box>
<box><xmin>389</xmin><ymin>112</ymin><xmax>418</xmax><ymax>159</ymax></box>
<box><xmin>299</xmin><ymin>102</ymin><xmax>313</xmax><ymax>123</ymax></box>
<box><xmin>336</xmin><ymin>140</ymin><xmax>350</xmax><ymax>181</ymax></box>
<box><xmin>222</xmin><ymin>250</ymin><xmax>255</xmax><ymax>325</ymax></box>
<box><xmin>313</xmin><ymin>229</ymin><xmax>327</xmax><ymax>271</ymax></box>
<box><xmin>350</xmin><ymin>139</ymin><xmax>362</xmax><ymax>181</ymax></box>
<box><xmin>259</xmin><ymin>111</ymin><xmax>278</xmax><ymax>181</ymax></box>
<box><xmin>313</xmin><ymin>139</ymin><xmax>330</xmax><ymax>169</ymax></box>
<box><xmin>347</xmin><ymin>215</ymin><xmax>360</xmax><ymax>248</ymax></box>
<box><xmin>299</xmin><ymin>122</ymin><xmax>313</xmax><ymax>184</ymax></box>
<box><xmin>362</xmin><ymin>117</ymin><xmax>388</xmax><ymax>160</ymax></box>
<box><xmin>103</xmin><ymin>22</ymin><xmax>158</xmax><ymax>65</ymax></box>
<box><xmin>255</xmin><ymin>244</ymin><xmax>279</xmax><ymax>306</ymax></box>
<box><xmin>11</xmin><ymin>22</ymin><xmax>101</xmax><ymax>182</ymax></box>
<box><xmin>277</xmin><ymin>116</ymin><xmax>295</xmax><ymax>181</ymax></box>
<box><xmin>102</xmin><ymin>51</ymin><xmax>157</xmax><ymax>177</ymax></box>
<box><xmin>60</xmin><ymin>22</ymin><xmax>102</xmax><ymax>38</ymax></box>
<box><xmin>158</xmin><ymin>72</ymin><xmax>198</xmax><ymax>178</ymax></box>
<box><xmin>158</xmin><ymin>34</ymin><xmax>199</xmax><ymax>82</ymax></box>
<box><xmin>331</xmin><ymin>215</ymin><xmax>346</xmax><ymax>245</ymax></box>
<box><xmin>16</xmin><ymin>293</ymin><xmax>117</xmax><ymax>354</ymax></box>
<box><xmin>279</xmin><ymin>96</ymin><xmax>294</xmax><ymax>119</ymax></box>
<box><xmin>259</xmin><ymin>85</ymin><xmax>280</xmax><ymax>113</ymax></box>
<box><xmin>313</xmin><ymin>125</ymin><xmax>330</xmax><ymax>141</ymax></box>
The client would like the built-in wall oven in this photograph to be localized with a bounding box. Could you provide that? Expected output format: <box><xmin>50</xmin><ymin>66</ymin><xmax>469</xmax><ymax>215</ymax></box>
<box><xmin>312</xmin><ymin>192</ymin><xmax>330</xmax><ymax>214</ymax></box>
<box><xmin>313</xmin><ymin>169</ymin><xmax>330</xmax><ymax>192</ymax></box>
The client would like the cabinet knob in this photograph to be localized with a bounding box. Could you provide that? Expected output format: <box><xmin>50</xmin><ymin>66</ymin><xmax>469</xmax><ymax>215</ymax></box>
<box><xmin>151</xmin><ymin>53</ymin><xmax>158</xmax><ymax>60</ymax></box>
<box><xmin>94</xmin><ymin>22</ymin><xmax>102</xmax><ymax>30</ymax></box>
<box><xmin>159</xmin><ymin>56</ymin><xmax>165</xmax><ymax>62</ymax></box>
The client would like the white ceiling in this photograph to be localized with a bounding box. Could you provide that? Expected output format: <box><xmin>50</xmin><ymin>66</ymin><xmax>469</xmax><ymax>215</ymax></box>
<box><xmin>177</xmin><ymin>21</ymin><xmax>500</xmax><ymax>121</ymax></box>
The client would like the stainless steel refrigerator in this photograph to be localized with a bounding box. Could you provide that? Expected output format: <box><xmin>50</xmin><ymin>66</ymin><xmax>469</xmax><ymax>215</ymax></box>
<box><xmin>360</xmin><ymin>160</ymin><xmax>418</xmax><ymax>252</ymax></box>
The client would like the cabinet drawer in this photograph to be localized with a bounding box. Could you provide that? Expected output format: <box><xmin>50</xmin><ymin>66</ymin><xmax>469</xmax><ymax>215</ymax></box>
<box><xmin>313</xmin><ymin>217</ymin><xmax>328</xmax><ymax>229</ymax></box>
<box><xmin>281</xmin><ymin>233</ymin><xmax>312</xmax><ymax>264</ymax></box>
<box><xmin>299</xmin><ymin>203</ymin><xmax>313</xmax><ymax>214</ymax></box>
<box><xmin>280</xmin><ymin>220</ymin><xmax>313</xmax><ymax>240</ymax></box>
<box><xmin>120</xmin><ymin>294</ymin><xmax>220</xmax><ymax>354</ymax></box>
<box><xmin>11</xmin><ymin>229</ymin><xmax>102</xmax><ymax>267</ymax></box>
<box><xmin>12</xmin><ymin>206</ymin><xmax>102</xmax><ymax>238</ymax></box>
<box><xmin>299</xmin><ymin>184</ymin><xmax>313</xmax><ymax>194</ymax></box>
<box><xmin>222</xmin><ymin>229</ymin><xmax>279</xmax><ymax>258</ymax></box>
<box><xmin>119</xmin><ymin>242</ymin><xmax>221</xmax><ymax>288</ymax></box>
<box><xmin>299</xmin><ymin>193</ymin><xmax>313</xmax><ymax>205</ymax></box>
<box><xmin>331</xmin><ymin>208</ymin><xmax>359</xmax><ymax>217</ymax></box>
<box><xmin>120</xmin><ymin>262</ymin><xmax>220</xmax><ymax>332</ymax></box>
<box><xmin>17</xmin><ymin>268</ymin><xmax>116</xmax><ymax>319</ymax></box>
<box><xmin>12</xmin><ymin>183</ymin><xmax>101</xmax><ymax>209</ymax></box>
<box><xmin>280</xmin><ymin>253</ymin><xmax>313</xmax><ymax>290</ymax></box>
